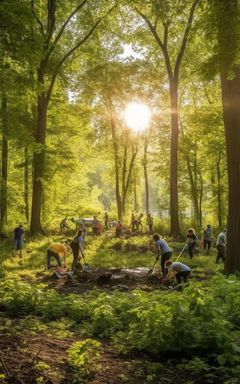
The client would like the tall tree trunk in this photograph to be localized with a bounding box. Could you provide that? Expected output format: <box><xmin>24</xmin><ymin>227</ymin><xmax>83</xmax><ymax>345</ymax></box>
<box><xmin>133</xmin><ymin>177</ymin><xmax>138</xmax><ymax>212</ymax></box>
<box><xmin>121</xmin><ymin>144</ymin><xmax>127</xmax><ymax>216</ymax></box>
<box><xmin>143</xmin><ymin>137</ymin><xmax>149</xmax><ymax>215</ymax></box>
<box><xmin>169</xmin><ymin>82</ymin><xmax>181</xmax><ymax>236</ymax></box>
<box><xmin>122</xmin><ymin>145</ymin><xmax>138</xmax><ymax>217</ymax></box>
<box><xmin>110</xmin><ymin>116</ymin><xmax>123</xmax><ymax>220</ymax></box>
<box><xmin>0</xmin><ymin>93</ymin><xmax>8</xmax><ymax>230</ymax></box>
<box><xmin>216</xmin><ymin>151</ymin><xmax>223</xmax><ymax>228</ymax></box>
<box><xmin>221</xmin><ymin>69</ymin><xmax>240</xmax><ymax>274</ymax></box>
<box><xmin>186</xmin><ymin>156</ymin><xmax>201</xmax><ymax>226</ymax></box>
<box><xmin>214</xmin><ymin>0</ymin><xmax>240</xmax><ymax>273</ymax></box>
<box><xmin>24</xmin><ymin>147</ymin><xmax>29</xmax><ymax>222</ymax></box>
<box><xmin>199</xmin><ymin>172</ymin><xmax>203</xmax><ymax>228</ymax></box>
<box><xmin>30</xmin><ymin>88</ymin><xmax>47</xmax><ymax>234</ymax></box>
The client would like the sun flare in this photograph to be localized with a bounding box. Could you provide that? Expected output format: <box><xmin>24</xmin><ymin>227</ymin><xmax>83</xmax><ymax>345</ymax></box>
<box><xmin>124</xmin><ymin>102</ymin><xmax>151</xmax><ymax>132</ymax></box>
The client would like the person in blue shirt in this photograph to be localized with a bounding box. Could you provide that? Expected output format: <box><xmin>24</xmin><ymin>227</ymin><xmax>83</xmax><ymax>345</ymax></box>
<box><xmin>153</xmin><ymin>233</ymin><xmax>172</xmax><ymax>276</ymax></box>
<box><xmin>13</xmin><ymin>223</ymin><xmax>25</xmax><ymax>258</ymax></box>
<box><xmin>163</xmin><ymin>260</ymin><xmax>191</xmax><ymax>285</ymax></box>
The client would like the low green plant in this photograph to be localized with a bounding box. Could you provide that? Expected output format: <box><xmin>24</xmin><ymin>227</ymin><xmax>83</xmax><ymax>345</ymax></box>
<box><xmin>67</xmin><ymin>339</ymin><xmax>101</xmax><ymax>381</ymax></box>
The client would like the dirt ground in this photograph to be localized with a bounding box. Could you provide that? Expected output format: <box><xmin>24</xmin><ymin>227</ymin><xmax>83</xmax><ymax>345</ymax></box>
<box><xmin>36</xmin><ymin>267</ymin><xmax>170</xmax><ymax>295</ymax></box>
<box><xmin>0</xmin><ymin>268</ymin><xmax>214</xmax><ymax>383</ymax></box>
<box><xmin>0</xmin><ymin>315</ymin><xmax>204</xmax><ymax>384</ymax></box>
<box><xmin>35</xmin><ymin>265</ymin><xmax>212</xmax><ymax>296</ymax></box>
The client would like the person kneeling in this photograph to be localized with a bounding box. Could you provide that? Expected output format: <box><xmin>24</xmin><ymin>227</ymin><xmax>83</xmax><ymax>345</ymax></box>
<box><xmin>163</xmin><ymin>260</ymin><xmax>191</xmax><ymax>289</ymax></box>
<box><xmin>47</xmin><ymin>243</ymin><xmax>71</xmax><ymax>270</ymax></box>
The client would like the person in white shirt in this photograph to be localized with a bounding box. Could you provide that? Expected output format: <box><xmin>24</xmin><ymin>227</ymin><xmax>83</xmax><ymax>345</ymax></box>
<box><xmin>216</xmin><ymin>229</ymin><xmax>227</xmax><ymax>263</ymax></box>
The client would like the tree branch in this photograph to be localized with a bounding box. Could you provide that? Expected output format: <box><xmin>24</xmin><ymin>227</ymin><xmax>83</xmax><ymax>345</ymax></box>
<box><xmin>31</xmin><ymin>0</ymin><xmax>45</xmax><ymax>36</ymax></box>
<box><xmin>46</xmin><ymin>5</ymin><xmax>116</xmax><ymax>103</ymax></box>
<box><xmin>163</xmin><ymin>23</ymin><xmax>169</xmax><ymax>48</ymax></box>
<box><xmin>174</xmin><ymin>0</ymin><xmax>201</xmax><ymax>80</ymax></box>
<box><xmin>46</xmin><ymin>0</ymin><xmax>56</xmax><ymax>46</ymax></box>
<box><xmin>46</xmin><ymin>0</ymin><xmax>89</xmax><ymax>60</ymax></box>
<box><xmin>135</xmin><ymin>7</ymin><xmax>174</xmax><ymax>82</ymax></box>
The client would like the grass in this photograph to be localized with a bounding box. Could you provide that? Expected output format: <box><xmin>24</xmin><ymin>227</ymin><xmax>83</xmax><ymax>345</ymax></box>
<box><xmin>0</xmin><ymin>230</ymin><xmax>222</xmax><ymax>280</ymax></box>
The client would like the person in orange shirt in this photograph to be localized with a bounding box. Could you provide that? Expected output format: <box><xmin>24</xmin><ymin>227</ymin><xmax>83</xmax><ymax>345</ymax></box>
<box><xmin>47</xmin><ymin>243</ymin><xmax>71</xmax><ymax>270</ymax></box>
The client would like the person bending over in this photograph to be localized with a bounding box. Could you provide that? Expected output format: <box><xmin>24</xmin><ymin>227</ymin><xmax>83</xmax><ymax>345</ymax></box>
<box><xmin>163</xmin><ymin>260</ymin><xmax>191</xmax><ymax>287</ymax></box>
<box><xmin>47</xmin><ymin>243</ymin><xmax>71</xmax><ymax>270</ymax></box>
<box><xmin>153</xmin><ymin>233</ymin><xmax>172</xmax><ymax>277</ymax></box>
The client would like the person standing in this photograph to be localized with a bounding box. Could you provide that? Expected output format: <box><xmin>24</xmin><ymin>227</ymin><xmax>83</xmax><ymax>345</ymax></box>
<box><xmin>153</xmin><ymin>233</ymin><xmax>172</xmax><ymax>277</ymax></box>
<box><xmin>147</xmin><ymin>213</ymin><xmax>153</xmax><ymax>234</ymax></box>
<box><xmin>130</xmin><ymin>213</ymin><xmax>137</xmax><ymax>232</ymax></box>
<box><xmin>216</xmin><ymin>229</ymin><xmax>227</xmax><ymax>263</ymax></box>
<box><xmin>47</xmin><ymin>243</ymin><xmax>71</xmax><ymax>270</ymax></box>
<box><xmin>92</xmin><ymin>216</ymin><xmax>99</xmax><ymax>236</ymax></box>
<box><xmin>202</xmin><ymin>224</ymin><xmax>213</xmax><ymax>255</ymax></box>
<box><xmin>13</xmin><ymin>223</ymin><xmax>25</xmax><ymax>258</ymax></box>
<box><xmin>60</xmin><ymin>217</ymin><xmax>69</xmax><ymax>233</ymax></box>
<box><xmin>136</xmin><ymin>213</ymin><xmax>144</xmax><ymax>230</ymax></box>
<box><xmin>70</xmin><ymin>230</ymin><xmax>85</xmax><ymax>270</ymax></box>
<box><xmin>104</xmin><ymin>212</ymin><xmax>109</xmax><ymax>230</ymax></box>
<box><xmin>186</xmin><ymin>228</ymin><xmax>197</xmax><ymax>259</ymax></box>
<box><xmin>116</xmin><ymin>221</ymin><xmax>123</xmax><ymax>237</ymax></box>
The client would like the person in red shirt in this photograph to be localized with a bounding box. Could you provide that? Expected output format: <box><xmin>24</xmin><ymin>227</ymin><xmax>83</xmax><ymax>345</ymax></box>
<box><xmin>116</xmin><ymin>221</ymin><xmax>123</xmax><ymax>237</ymax></box>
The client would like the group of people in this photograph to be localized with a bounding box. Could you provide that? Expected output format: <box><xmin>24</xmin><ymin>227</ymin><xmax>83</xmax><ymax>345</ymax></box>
<box><xmin>12</xmin><ymin>218</ymin><xmax>227</xmax><ymax>289</ymax></box>
<box><xmin>152</xmin><ymin>225</ymin><xmax>227</xmax><ymax>287</ymax></box>
<box><xmin>47</xmin><ymin>227</ymin><xmax>86</xmax><ymax>272</ymax></box>
<box><xmin>130</xmin><ymin>212</ymin><xmax>154</xmax><ymax>234</ymax></box>
<box><xmin>59</xmin><ymin>212</ymin><xmax>154</xmax><ymax>238</ymax></box>
<box><xmin>153</xmin><ymin>233</ymin><xmax>191</xmax><ymax>288</ymax></box>
<box><xmin>185</xmin><ymin>225</ymin><xmax>227</xmax><ymax>263</ymax></box>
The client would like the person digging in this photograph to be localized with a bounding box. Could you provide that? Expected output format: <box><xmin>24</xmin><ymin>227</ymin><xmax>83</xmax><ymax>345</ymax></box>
<box><xmin>153</xmin><ymin>233</ymin><xmax>172</xmax><ymax>277</ymax></box>
<box><xmin>163</xmin><ymin>260</ymin><xmax>191</xmax><ymax>290</ymax></box>
<box><xmin>70</xmin><ymin>230</ymin><xmax>86</xmax><ymax>271</ymax></box>
<box><xmin>47</xmin><ymin>242</ymin><xmax>72</xmax><ymax>271</ymax></box>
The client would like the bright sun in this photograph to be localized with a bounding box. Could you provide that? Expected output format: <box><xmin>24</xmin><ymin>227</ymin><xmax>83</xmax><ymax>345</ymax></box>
<box><xmin>124</xmin><ymin>102</ymin><xmax>151</xmax><ymax>132</ymax></box>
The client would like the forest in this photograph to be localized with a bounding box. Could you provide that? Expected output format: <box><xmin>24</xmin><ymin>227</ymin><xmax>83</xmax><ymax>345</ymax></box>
<box><xmin>0</xmin><ymin>1</ymin><xmax>240</xmax><ymax>383</ymax></box>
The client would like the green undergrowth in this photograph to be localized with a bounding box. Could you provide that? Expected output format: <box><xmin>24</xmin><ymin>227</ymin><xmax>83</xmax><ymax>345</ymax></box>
<box><xmin>0</xmin><ymin>274</ymin><xmax>240</xmax><ymax>382</ymax></box>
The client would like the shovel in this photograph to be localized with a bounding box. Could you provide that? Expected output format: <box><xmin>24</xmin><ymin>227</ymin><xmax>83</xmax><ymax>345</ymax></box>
<box><xmin>82</xmin><ymin>254</ymin><xmax>90</xmax><ymax>272</ymax></box>
<box><xmin>147</xmin><ymin>257</ymin><xmax>159</xmax><ymax>275</ymax></box>
<box><xmin>175</xmin><ymin>244</ymin><xmax>187</xmax><ymax>261</ymax></box>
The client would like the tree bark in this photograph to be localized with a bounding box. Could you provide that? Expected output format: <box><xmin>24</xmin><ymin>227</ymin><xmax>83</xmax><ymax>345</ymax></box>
<box><xmin>0</xmin><ymin>93</ymin><xmax>8</xmax><ymax>229</ymax></box>
<box><xmin>186</xmin><ymin>155</ymin><xmax>201</xmax><ymax>227</ymax></box>
<box><xmin>110</xmin><ymin>116</ymin><xmax>123</xmax><ymax>220</ymax></box>
<box><xmin>216</xmin><ymin>151</ymin><xmax>223</xmax><ymax>228</ymax></box>
<box><xmin>169</xmin><ymin>82</ymin><xmax>181</xmax><ymax>236</ymax></box>
<box><xmin>30</xmin><ymin>77</ymin><xmax>47</xmax><ymax>234</ymax></box>
<box><xmin>221</xmin><ymin>69</ymin><xmax>240</xmax><ymax>274</ymax></box>
<box><xmin>24</xmin><ymin>147</ymin><xmax>29</xmax><ymax>222</ymax></box>
<box><xmin>133</xmin><ymin>177</ymin><xmax>138</xmax><ymax>212</ymax></box>
<box><xmin>143</xmin><ymin>136</ymin><xmax>149</xmax><ymax>215</ymax></box>
<box><xmin>213</xmin><ymin>0</ymin><xmax>240</xmax><ymax>273</ymax></box>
